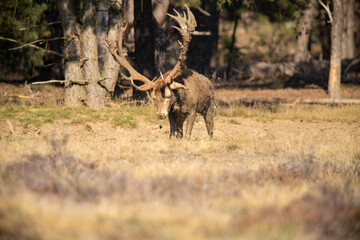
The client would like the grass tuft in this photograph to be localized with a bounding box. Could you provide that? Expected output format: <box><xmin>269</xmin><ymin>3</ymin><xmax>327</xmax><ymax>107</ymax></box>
<box><xmin>114</xmin><ymin>115</ymin><xmax>137</xmax><ymax>128</ymax></box>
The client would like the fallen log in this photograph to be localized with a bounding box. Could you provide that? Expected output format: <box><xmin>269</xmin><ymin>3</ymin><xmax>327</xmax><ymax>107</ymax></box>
<box><xmin>217</xmin><ymin>58</ymin><xmax>360</xmax><ymax>88</ymax></box>
<box><xmin>5</xmin><ymin>94</ymin><xmax>36</xmax><ymax>99</ymax></box>
<box><xmin>217</xmin><ymin>96</ymin><xmax>360</xmax><ymax>106</ymax></box>
<box><xmin>300</xmin><ymin>98</ymin><xmax>360</xmax><ymax>104</ymax></box>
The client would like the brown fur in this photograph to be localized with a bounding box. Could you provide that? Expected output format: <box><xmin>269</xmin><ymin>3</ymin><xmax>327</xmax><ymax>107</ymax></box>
<box><xmin>151</xmin><ymin>68</ymin><xmax>215</xmax><ymax>138</ymax></box>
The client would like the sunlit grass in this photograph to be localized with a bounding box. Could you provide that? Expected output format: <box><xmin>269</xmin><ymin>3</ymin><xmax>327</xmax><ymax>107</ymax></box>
<box><xmin>0</xmin><ymin>104</ymin><xmax>155</xmax><ymax>129</ymax></box>
<box><xmin>218</xmin><ymin>104</ymin><xmax>360</xmax><ymax>123</ymax></box>
<box><xmin>0</xmin><ymin>102</ymin><xmax>359</xmax><ymax>240</ymax></box>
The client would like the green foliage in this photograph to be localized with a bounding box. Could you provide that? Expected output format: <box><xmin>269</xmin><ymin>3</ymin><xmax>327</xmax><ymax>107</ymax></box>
<box><xmin>0</xmin><ymin>104</ymin><xmax>156</xmax><ymax>129</ymax></box>
<box><xmin>1</xmin><ymin>105</ymin><xmax>75</xmax><ymax>128</ymax></box>
<box><xmin>252</xmin><ymin>0</ymin><xmax>304</xmax><ymax>22</ymax></box>
<box><xmin>0</xmin><ymin>0</ymin><xmax>49</xmax><ymax>80</ymax></box>
<box><xmin>113</xmin><ymin>115</ymin><xmax>137</xmax><ymax>128</ymax></box>
<box><xmin>216</xmin><ymin>0</ymin><xmax>243</xmax><ymax>10</ymax></box>
<box><xmin>216</xmin><ymin>0</ymin><xmax>305</xmax><ymax>22</ymax></box>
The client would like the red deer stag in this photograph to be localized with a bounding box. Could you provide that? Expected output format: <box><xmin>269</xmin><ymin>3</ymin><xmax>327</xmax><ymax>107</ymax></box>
<box><xmin>106</xmin><ymin>5</ymin><xmax>215</xmax><ymax>138</ymax></box>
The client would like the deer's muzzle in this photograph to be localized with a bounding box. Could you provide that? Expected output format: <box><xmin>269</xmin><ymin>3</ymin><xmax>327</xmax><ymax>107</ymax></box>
<box><xmin>157</xmin><ymin>111</ymin><xmax>168</xmax><ymax>120</ymax></box>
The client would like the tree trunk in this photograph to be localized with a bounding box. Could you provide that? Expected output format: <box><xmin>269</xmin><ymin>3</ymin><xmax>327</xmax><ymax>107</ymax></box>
<box><xmin>133</xmin><ymin>0</ymin><xmax>155</xmax><ymax>99</ymax></box>
<box><xmin>319</xmin><ymin>8</ymin><xmax>331</xmax><ymax>60</ymax></box>
<box><xmin>187</xmin><ymin>1</ymin><xmax>219</xmax><ymax>74</ymax></box>
<box><xmin>58</xmin><ymin>0</ymin><xmax>124</xmax><ymax>107</ymax></box>
<box><xmin>124</xmin><ymin>0</ymin><xmax>134</xmax><ymax>46</ymax></box>
<box><xmin>101</xmin><ymin>1</ymin><xmax>122</xmax><ymax>93</ymax></box>
<box><xmin>97</xmin><ymin>1</ymin><xmax>108</xmax><ymax>70</ymax></box>
<box><xmin>153</xmin><ymin>0</ymin><xmax>170</xmax><ymax>27</ymax></box>
<box><xmin>152</xmin><ymin>0</ymin><xmax>170</xmax><ymax>74</ymax></box>
<box><xmin>58</xmin><ymin>0</ymin><xmax>86</xmax><ymax>106</ymax></box>
<box><xmin>294</xmin><ymin>0</ymin><xmax>318</xmax><ymax>62</ymax></box>
<box><xmin>226</xmin><ymin>13</ymin><xmax>239</xmax><ymax>80</ymax></box>
<box><xmin>342</xmin><ymin>0</ymin><xmax>355</xmax><ymax>59</ymax></box>
<box><xmin>328</xmin><ymin>0</ymin><xmax>343</xmax><ymax>99</ymax></box>
<box><xmin>82</xmin><ymin>0</ymin><xmax>104</xmax><ymax>109</ymax></box>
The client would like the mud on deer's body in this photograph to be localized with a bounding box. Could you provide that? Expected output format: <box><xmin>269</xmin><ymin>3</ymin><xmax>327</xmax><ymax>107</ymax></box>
<box><xmin>164</xmin><ymin>68</ymin><xmax>215</xmax><ymax>138</ymax></box>
<box><xmin>106</xmin><ymin>5</ymin><xmax>215</xmax><ymax>138</ymax></box>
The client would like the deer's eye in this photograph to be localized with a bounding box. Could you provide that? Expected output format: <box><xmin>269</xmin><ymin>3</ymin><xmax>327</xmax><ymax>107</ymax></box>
<box><xmin>161</xmin><ymin>89</ymin><xmax>166</xmax><ymax>98</ymax></box>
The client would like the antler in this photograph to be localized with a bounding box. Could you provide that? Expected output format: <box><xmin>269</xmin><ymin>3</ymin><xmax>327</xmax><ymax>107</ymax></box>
<box><xmin>105</xmin><ymin>23</ymin><xmax>156</xmax><ymax>91</ymax></box>
<box><xmin>105</xmin><ymin>5</ymin><xmax>197</xmax><ymax>92</ymax></box>
<box><xmin>164</xmin><ymin>5</ymin><xmax>197</xmax><ymax>84</ymax></box>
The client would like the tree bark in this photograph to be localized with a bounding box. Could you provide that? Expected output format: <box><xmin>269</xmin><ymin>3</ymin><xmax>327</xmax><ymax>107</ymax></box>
<box><xmin>328</xmin><ymin>0</ymin><xmax>343</xmax><ymax>99</ymax></box>
<box><xmin>58</xmin><ymin>0</ymin><xmax>86</xmax><ymax>106</ymax></box>
<box><xmin>101</xmin><ymin>2</ymin><xmax>122</xmax><ymax>93</ymax></box>
<box><xmin>58</xmin><ymin>0</ymin><xmax>124</xmax><ymax>108</ymax></box>
<box><xmin>153</xmin><ymin>0</ymin><xmax>170</xmax><ymax>27</ymax></box>
<box><xmin>226</xmin><ymin>13</ymin><xmax>239</xmax><ymax>80</ymax></box>
<box><xmin>319</xmin><ymin>9</ymin><xmax>331</xmax><ymax>60</ymax></box>
<box><xmin>133</xmin><ymin>0</ymin><xmax>155</xmax><ymax>99</ymax></box>
<box><xmin>97</xmin><ymin>1</ymin><xmax>108</xmax><ymax>70</ymax></box>
<box><xmin>152</xmin><ymin>0</ymin><xmax>170</xmax><ymax>74</ymax></box>
<box><xmin>124</xmin><ymin>0</ymin><xmax>134</xmax><ymax>46</ymax></box>
<box><xmin>187</xmin><ymin>1</ymin><xmax>219</xmax><ymax>73</ymax></box>
<box><xmin>294</xmin><ymin>0</ymin><xmax>318</xmax><ymax>62</ymax></box>
<box><xmin>82</xmin><ymin>0</ymin><xmax>104</xmax><ymax>109</ymax></box>
<box><xmin>342</xmin><ymin>0</ymin><xmax>355</xmax><ymax>59</ymax></box>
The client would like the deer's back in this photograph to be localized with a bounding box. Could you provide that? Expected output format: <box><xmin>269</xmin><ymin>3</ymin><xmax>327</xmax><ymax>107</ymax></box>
<box><xmin>171</xmin><ymin>68</ymin><xmax>214</xmax><ymax>115</ymax></box>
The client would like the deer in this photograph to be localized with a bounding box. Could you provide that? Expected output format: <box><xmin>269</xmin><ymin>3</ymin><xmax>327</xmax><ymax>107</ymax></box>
<box><xmin>106</xmin><ymin>5</ymin><xmax>215</xmax><ymax>138</ymax></box>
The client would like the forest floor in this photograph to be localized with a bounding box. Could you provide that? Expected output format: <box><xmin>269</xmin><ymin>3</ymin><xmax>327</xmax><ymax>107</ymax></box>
<box><xmin>1</xmin><ymin>81</ymin><xmax>360</xmax><ymax>105</ymax></box>
<box><xmin>0</xmin><ymin>82</ymin><xmax>360</xmax><ymax>240</ymax></box>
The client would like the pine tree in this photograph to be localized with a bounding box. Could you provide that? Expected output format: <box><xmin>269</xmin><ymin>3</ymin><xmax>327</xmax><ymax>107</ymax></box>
<box><xmin>0</xmin><ymin>0</ymin><xmax>49</xmax><ymax>80</ymax></box>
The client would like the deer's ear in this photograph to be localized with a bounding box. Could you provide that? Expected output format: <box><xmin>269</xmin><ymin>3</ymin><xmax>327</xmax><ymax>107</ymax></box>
<box><xmin>169</xmin><ymin>82</ymin><xmax>187</xmax><ymax>90</ymax></box>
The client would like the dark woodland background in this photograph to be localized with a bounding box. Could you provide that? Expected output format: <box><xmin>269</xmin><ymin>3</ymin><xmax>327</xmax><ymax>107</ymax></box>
<box><xmin>0</xmin><ymin>0</ymin><xmax>359</xmax><ymax>94</ymax></box>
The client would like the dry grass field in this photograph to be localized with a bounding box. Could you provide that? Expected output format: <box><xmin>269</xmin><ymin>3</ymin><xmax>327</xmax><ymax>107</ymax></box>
<box><xmin>0</xmin><ymin>84</ymin><xmax>360</xmax><ymax>240</ymax></box>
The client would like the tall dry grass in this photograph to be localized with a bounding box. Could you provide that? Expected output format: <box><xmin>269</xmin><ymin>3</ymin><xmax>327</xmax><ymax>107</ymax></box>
<box><xmin>0</xmin><ymin>103</ymin><xmax>359</xmax><ymax>240</ymax></box>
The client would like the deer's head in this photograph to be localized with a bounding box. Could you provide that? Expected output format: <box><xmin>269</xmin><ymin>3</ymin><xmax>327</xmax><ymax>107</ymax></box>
<box><xmin>106</xmin><ymin>5</ymin><xmax>196</xmax><ymax>120</ymax></box>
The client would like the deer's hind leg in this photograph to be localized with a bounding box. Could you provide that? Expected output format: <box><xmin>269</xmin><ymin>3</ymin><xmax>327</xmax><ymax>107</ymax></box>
<box><xmin>185</xmin><ymin>111</ymin><xmax>196</xmax><ymax>139</ymax></box>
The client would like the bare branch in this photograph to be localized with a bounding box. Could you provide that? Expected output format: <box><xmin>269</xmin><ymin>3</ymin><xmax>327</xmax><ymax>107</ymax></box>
<box><xmin>193</xmin><ymin>31</ymin><xmax>211</xmax><ymax>36</ymax></box>
<box><xmin>195</xmin><ymin>6</ymin><xmax>210</xmax><ymax>16</ymax></box>
<box><xmin>8</xmin><ymin>37</ymin><xmax>65</xmax><ymax>51</ymax></box>
<box><xmin>319</xmin><ymin>0</ymin><xmax>333</xmax><ymax>23</ymax></box>
<box><xmin>31</xmin><ymin>79</ymin><xmax>89</xmax><ymax>85</ymax></box>
<box><xmin>19</xmin><ymin>21</ymin><xmax>62</xmax><ymax>31</ymax></box>
<box><xmin>5</xmin><ymin>94</ymin><xmax>35</xmax><ymax>99</ymax></box>
<box><xmin>31</xmin><ymin>80</ymin><xmax>66</xmax><ymax>85</ymax></box>
<box><xmin>344</xmin><ymin>57</ymin><xmax>360</xmax><ymax>75</ymax></box>
<box><xmin>0</xmin><ymin>36</ymin><xmax>18</xmax><ymax>44</ymax></box>
<box><xmin>0</xmin><ymin>36</ymin><xmax>65</xmax><ymax>58</ymax></box>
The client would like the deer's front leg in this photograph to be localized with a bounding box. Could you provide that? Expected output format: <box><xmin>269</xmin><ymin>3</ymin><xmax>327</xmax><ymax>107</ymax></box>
<box><xmin>169</xmin><ymin>114</ymin><xmax>176</xmax><ymax>138</ymax></box>
<box><xmin>169</xmin><ymin>113</ymin><xmax>185</xmax><ymax>138</ymax></box>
